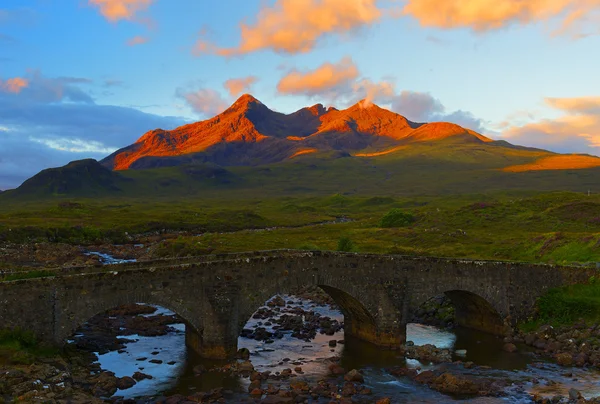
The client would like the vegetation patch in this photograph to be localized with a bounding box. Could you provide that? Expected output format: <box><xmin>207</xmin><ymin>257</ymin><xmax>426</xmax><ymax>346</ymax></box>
<box><xmin>380</xmin><ymin>209</ymin><xmax>416</xmax><ymax>228</ymax></box>
<box><xmin>0</xmin><ymin>329</ymin><xmax>57</xmax><ymax>364</ymax></box>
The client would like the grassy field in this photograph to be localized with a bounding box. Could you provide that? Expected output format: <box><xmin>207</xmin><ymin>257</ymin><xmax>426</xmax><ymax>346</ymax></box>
<box><xmin>1</xmin><ymin>190</ymin><xmax>600</xmax><ymax>265</ymax></box>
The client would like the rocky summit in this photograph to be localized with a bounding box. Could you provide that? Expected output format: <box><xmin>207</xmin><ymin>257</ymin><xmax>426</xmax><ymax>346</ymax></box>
<box><xmin>100</xmin><ymin>94</ymin><xmax>494</xmax><ymax>170</ymax></box>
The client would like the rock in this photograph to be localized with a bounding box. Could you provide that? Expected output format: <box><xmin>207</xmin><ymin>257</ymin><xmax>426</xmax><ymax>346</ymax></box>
<box><xmin>132</xmin><ymin>372</ymin><xmax>152</xmax><ymax>381</ymax></box>
<box><xmin>328</xmin><ymin>363</ymin><xmax>345</xmax><ymax>376</ymax></box>
<box><xmin>249</xmin><ymin>380</ymin><xmax>262</xmax><ymax>392</ymax></box>
<box><xmin>237</xmin><ymin>348</ymin><xmax>250</xmax><ymax>360</ymax></box>
<box><xmin>503</xmin><ymin>343</ymin><xmax>518</xmax><ymax>353</ymax></box>
<box><xmin>341</xmin><ymin>381</ymin><xmax>357</xmax><ymax>397</ymax></box>
<box><xmin>414</xmin><ymin>370</ymin><xmax>436</xmax><ymax>384</ymax></box>
<box><xmin>430</xmin><ymin>372</ymin><xmax>480</xmax><ymax>395</ymax></box>
<box><xmin>555</xmin><ymin>353</ymin><xmax>573</xmax><ymax>367</ymax></box>
<box><xmin>250</xmin><ymin>388</ymin><xmax>263</xmax><ymax>396</ymax></box>
<box><xmin>568</xmin><ymin>388</ymin><xmax>582</xmax><ymax>400</ymax></box>
<box><xmin>238</xmin><ymin>361</ymin><xmax>255</xmax><ymax>373</ymax></box>
<box><xmin>376</xmin><ymin>399</ymin><xmax>392</xmax><ymax>404</ymax></box>
<box><xmin>116</xmin><ymin>376</ymin><xmax>136</xmax><ymax>390</ymax></box>
<box><xmin>193</xmin><ymin>365</ymin><xmax>205</xmax><ymax>375</ymax></box>
<box><xmin>149</xmin><ymin>359</ymin><xmax>163</xmax><ymax>364</ymax></box>
<box><xmin>329</xmin><ymin>340</ymin><xmax>337</xmax><ymax>347</ymax></box>
<box><xmin>268</xmin><ymin>296</ymin><xmax>286</xmax><ymax>307</ymax></box>
<box><xmin>344</xmin><ymin>369</ymin><xmax>364</xmax><ymax>383</ymax></box>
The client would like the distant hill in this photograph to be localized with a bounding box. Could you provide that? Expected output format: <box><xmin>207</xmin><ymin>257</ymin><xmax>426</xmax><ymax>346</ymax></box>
<box><xmin>2</xmin><ymin>159</ymin><xmax>132</xmax><ymax>198</ymax></box>
<box><xmin>101</xmin><ymin>94</ymin><xmax>496</xmax><ymax>170</ymax></box>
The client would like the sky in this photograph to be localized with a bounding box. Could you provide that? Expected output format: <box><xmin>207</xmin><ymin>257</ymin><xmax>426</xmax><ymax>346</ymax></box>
<box><xmin>1</xmin><ymin>0</ymin><xmax>600</xmax><ymax>189</ymax></box>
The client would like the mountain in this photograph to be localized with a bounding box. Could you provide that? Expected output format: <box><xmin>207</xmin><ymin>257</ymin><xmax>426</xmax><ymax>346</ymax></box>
<box><xmin>7</xmin><ymin>94</ymin><xmax>600</xmax><ymax>200</ymax></box>
<box><xmin>3</xmin><ymin>159</ymin><xmax>132</xmax><ymax>198</ymax></box>
<box><xmin>101</xmin><ymin>94</ymin><xmax>495</xmax><ymax>170</ymax></box>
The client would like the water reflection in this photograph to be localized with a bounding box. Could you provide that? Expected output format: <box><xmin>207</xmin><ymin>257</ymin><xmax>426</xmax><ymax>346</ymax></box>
<box><xmin>76</xmin><ymin>298</ymin><xmax>600</xmax><ymax>402</ymax></box>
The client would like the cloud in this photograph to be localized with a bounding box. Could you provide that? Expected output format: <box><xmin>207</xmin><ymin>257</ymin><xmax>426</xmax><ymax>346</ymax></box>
<box><xmin>224</xmin><ymin>76</ymin><xmax>258</xmax><ymax>97</ymax></box>
<box><xmin>277</xmin><ymin>57</ymin><xmax>359</xmax><ymax>97</ymax></box>
<box><xmin>12</xmin><ymin>70</ymin><xmax>95</xmax><ymax>104</ymax></box>
<box><xmin>195</xmin><ymin>0</ymin><xmax>385</xmax><ymax>56</ymax></box>
<box><xmin>176</xmin><ymin>87</ymin><xmax>229</xmax><ymax>116</ymax></box>
<box><xmin>0</xmin><ymin>77</ymin><xmax>28</xmax><ymax>94</ymax></box>
<box><xmin>103</xmin><ymin>78</ymin><xmax>124</xmax><ymax>88</ymax></box>
<box><xmin>89</xmin><ymin>0</ymin><xmax>154</xmax><ymax>22</ymax></box>
<box><xmin>275</xmin><ymin>58</ymin><xmax>487</xmax><ymax>132</ymax></box>
<box><xmin>0</xmin><ymin>70</ymin><xmax>187</xmax><ymax>189</ymax></box>
<box><xmin>502</xmin><ymin>96</ymin><xmax>600</xmax><ymax>155</ymax></box>
<box><xmin>402</xmin><ymin>0</ymin><xmax>600</xmax><ymax>37</ymax></box>
<box><xmin>126</xmin><ymin>35</ymin><xmax>149</xmax><ymax>46</ymax></box>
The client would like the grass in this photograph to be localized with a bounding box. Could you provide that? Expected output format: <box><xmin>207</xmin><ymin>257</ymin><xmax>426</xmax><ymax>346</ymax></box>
<box><xmin>0</xmin><ymin>329</ymin><xmax>58</xmax><ymax>365</ymax></box>
<box><xmin>520</xmin><ymin>277</ymin><xmax>600</xmax><ymax>331</ymax></box>
<box><xmin>1</xmin><ymin>191</ymin><xmax>600</xmax><ymax>265</ymax></box>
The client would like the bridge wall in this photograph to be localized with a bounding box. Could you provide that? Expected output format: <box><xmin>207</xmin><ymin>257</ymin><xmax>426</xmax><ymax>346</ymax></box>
<box><xmin>0</xmin><ymin>251</ymin><xmax>597</xmax><ymax>359</ymax></box>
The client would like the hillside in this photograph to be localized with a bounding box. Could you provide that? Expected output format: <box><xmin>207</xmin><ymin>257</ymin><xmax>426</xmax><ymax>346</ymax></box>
<box><xmin>4</xmin><ymin>159</ymin><xmax>131</xmax><ymax>198</ymax></box>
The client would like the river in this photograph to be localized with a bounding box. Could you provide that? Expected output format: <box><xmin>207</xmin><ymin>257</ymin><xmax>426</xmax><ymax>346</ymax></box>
<box><xmin>77</xmin><ymin>252</ymin><xmax>600</xmax><ymax>402</ymax></box>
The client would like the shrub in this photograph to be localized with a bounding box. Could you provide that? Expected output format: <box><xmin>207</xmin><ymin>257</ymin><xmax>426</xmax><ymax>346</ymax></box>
<box><xmin>337</xmin><ymin>237</ymin><xmax>355</xmax><ymax>252</ymax></box>
<box><xmin>380</xmin><ymin>209</ymin><xmax>415</xmax><ymax>228</ymax></box>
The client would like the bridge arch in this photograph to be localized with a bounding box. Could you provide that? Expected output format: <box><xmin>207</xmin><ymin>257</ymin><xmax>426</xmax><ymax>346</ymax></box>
<box><xmin>409</xmin><ymin>289</ymin><xmax>508</xmax><ymax>336</ymax></box>
<box><xmin>236</xmin><ymin>274</ymin><xmax>403</xmax><ymax>352</ymax></box>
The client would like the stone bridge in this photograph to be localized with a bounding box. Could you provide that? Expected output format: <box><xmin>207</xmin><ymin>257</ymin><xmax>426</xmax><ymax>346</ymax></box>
<box><xmin>0</xmin><ymin>250</ymin><xmax>596</xmax><ymax>358</ymax></box>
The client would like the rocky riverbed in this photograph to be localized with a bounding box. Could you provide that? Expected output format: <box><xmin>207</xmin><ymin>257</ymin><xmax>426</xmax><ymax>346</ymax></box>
<box><xmin>6</xmin><ymin>288</ymin><xmax>600</xmax><ymax>403</ymax></box>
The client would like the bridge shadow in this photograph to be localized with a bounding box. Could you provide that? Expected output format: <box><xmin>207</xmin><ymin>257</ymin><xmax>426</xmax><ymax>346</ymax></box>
<box><xmin>411</xmin><ymin>290</ymin><xmax>507</xmax><ymax>338</ymax></box>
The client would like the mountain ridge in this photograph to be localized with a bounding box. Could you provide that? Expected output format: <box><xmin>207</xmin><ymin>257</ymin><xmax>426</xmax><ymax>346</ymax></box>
<box><xmin>101</xmin><ymin>94</ymin><xmax>494</xmax><ymax>170</ymax></box>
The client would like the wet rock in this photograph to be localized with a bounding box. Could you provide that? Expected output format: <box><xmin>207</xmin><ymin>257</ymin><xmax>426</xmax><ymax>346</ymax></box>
<box><xmin>116</xmin><ymin>376</ymin><xmax>136</xmax><ymax>390</ymax></box>
<box><xmin>268</xmin><ymin>296</ymin><xmax>286</xmax><ymax>307</ymax></box>
<box><xmin>503</xmin><ymin>343</ymin><xmax>518</xmax><ymax>353</ymax></box>
<box><xmin>344</xmin><ymin>369</ymin><xmax>364</xmax><ymax>383</ymax></box>
<box><xmin>329</xmin><ymin>340</ymin><xmax>337</xmax><ymax>347</ymax></box>
<box><xmin>376</xmin><ymin>399</ymin><xmax>392</xmax><ymax>404</ymax></box>
<box><xmin>238</xmin><ymin>360</ymin><xmax>255</xmax><ymax>373</ymax></box>
<box><xmin>430</xmin><ymin>372</ymin><xmax>480</xmax><ymax>395</ymax></box>
<box><xmin>328</xmin><ymin>363</ymin><xmax>345</xmax><ymax>376</ymax></box>
<box><xmin>132</xmin><ymin>371</ymin><xmax>152</xmax><ymax>381</ymax></box>
<box><xmin>149</xmin><ymin>359</ymin><xmax>163</xmax><ymax>364</ymax></box>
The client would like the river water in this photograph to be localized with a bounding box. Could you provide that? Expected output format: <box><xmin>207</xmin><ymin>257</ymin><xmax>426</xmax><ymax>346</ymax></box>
<box><xmin>78</xmin><ymin>253</ymin><xmax>600</xmax><ymax>402</ymax></box>
<box><xmin>71</xmin><ymin>296</ymin><xmax>600</xmax><ymax>403</ymax></box>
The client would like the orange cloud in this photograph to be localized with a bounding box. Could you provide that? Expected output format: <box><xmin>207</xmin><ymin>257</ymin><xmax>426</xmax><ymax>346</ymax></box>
<box><xmin>127</xmin><ymin>35</ymin><xmax>149</xmax><ymax>46</ymax></box>
<box><xmin>402</xmin><ymin>0</ymin><xmax>600</xmax><ymax>36</ymax></box>
<box><xmin>502</xmin><ymin>96</ymin><xmax>600</xmax><ymax>154</ymax></box>
<box><xmin>404</xmin><ymin>0</ymin><xmax>600</xmax><ymax>33</ymax></box>
<box><xmin>89</xmin><ymin>0</ymin><xmax>154</xmax><ymax>22</ymax></box>
<box><xmin>277</xmin><ymin>57</ymin><xmax>359</xmax><ymax>96</ymax></box>
<box><xmin>353</xmin><ymin>79</ymin><xmax>396</xmax><ymax>107</ymax></box>
<box><xmin>196</xmin><ymin>0</ymin><xmax>384</xmax><ymax>56</ymax></box>
<box><xmin>224</xmin><ymin>76</ymin><xmax>258</xmax><ymax>97</ymax></box>
<box><xmin>0</xmin><ymin>77</ymin><xmax>28</xmax><ymax>93</ymax></box>
<box><xmin>545</xmin><ymin>96</ymin><xmax>600</xmax><ymax>114</ymax></box>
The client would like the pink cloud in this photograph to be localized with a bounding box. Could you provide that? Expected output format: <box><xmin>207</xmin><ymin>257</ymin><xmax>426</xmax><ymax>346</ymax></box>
<box><xmin>502</xmin><ymin>96</ymin><xmax>600</xmax><ymax>155</ymax></box>
<box><xmin>176</xmin><ymin>87</ymin><xmax>229</xmax><ymax>117</ymax></box>
<box><xmin>0</xmin><ymin>77</ymin><xmax>28</xmax><ymax>94</ymax></box>
<box><xmin>224</xmin><ymin>77</ymin><xmax>258</xmax><ymax>97</ymax></box>
<box><xmin>126</xmin><ymin>35</ymin><xmax>149</xmax><ymax>46</ymax></box>
<box><xmin>89</xmin><ymin>0</ymin><xmax>154</xmax><ymax>22</ymax></box>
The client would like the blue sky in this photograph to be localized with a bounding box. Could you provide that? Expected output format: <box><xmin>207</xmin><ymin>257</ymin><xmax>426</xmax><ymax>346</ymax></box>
<box><xmin>1</xmin><ymin>0</ymin><xmax>599</xmax><ymax>189</ymax></box>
